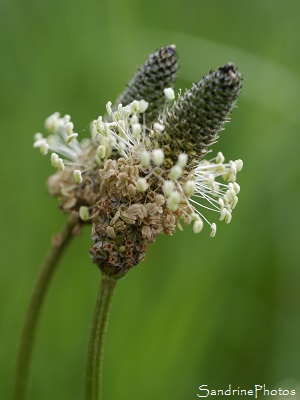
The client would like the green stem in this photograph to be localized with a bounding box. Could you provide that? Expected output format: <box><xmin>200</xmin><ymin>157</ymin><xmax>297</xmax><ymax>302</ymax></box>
<box><xmin>14</xmin><ymin>216</ymin><xmax>78</xmax><ymax>400</ymax></box>
<box><xmin>85</xmin><ymin>275</ymin><xmax>117</xmax><ymax>400</ymax></box>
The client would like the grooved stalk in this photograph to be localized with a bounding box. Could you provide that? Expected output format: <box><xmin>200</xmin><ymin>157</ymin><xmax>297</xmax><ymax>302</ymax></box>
<box><xmin>14</xmin><ymin>216</ymin><xmax>77</xmax><ymax>400</ymax></box>
<box><xmin>85</xmin><ymin>275</ymin><xmax>117</xmax><ymax>400</ymax></box>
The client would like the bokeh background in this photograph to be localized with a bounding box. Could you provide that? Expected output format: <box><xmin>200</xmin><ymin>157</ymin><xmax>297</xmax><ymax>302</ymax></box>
<box><xmin>1</xmin><ymin>0</ymin><xmax>300</xmax><ymax>398</ymax></box>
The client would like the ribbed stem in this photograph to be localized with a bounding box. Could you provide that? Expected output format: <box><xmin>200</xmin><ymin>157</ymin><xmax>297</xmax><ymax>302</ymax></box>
<box><xmin>13</xmin><ymin>216</ymin><xmax>78</xmax><ymax>400</ymax></box>
<box><xmin>85</xmin><ymin>275</ymin><xmax>117</xmax><ymax>400</ymax></box>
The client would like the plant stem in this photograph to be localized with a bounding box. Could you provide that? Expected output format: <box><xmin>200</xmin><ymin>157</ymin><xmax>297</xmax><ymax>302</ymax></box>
<box><xmin>14</xmin><ymin>215</ymin><xmax>78</xmax><ymax>400</ymax></box>
<box><xmin>85</xmin><ymin>275</ymin><xmax>117</xmax><ymax>400</ymax></box>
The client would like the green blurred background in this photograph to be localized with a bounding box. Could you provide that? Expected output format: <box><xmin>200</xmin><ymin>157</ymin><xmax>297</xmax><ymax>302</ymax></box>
<box><xmin>1</xmin><ymin>0</ymin><xmax>300</xmax><ymax>398</ymax></box>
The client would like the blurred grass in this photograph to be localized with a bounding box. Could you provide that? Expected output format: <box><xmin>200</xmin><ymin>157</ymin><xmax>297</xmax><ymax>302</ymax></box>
<box><xmin>1</xmin><ymin>0</ymin><xmax>300</xmax><ymax>399</ymax></box>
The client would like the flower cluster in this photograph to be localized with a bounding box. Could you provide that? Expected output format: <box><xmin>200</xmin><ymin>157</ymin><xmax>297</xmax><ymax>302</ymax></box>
<box><xmin>34</xmin><ymin>45</ymin><xmax>243</xmax><ymax>278</ymax></box>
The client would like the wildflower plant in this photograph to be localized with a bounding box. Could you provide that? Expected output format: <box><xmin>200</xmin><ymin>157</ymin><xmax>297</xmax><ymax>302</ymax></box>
<box><xmin>15</xmin><ymin>45</ymin><xmax>243</xmax><ymax>400</ymax></box>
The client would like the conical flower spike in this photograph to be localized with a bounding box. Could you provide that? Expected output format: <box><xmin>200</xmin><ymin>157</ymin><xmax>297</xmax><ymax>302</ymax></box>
<box><xmin>161</xmin><ymin>63</ymin><xmax>243</xmax><ymax>167</ymax></box>
<box><xmin>116</xmin><ymin>45</ymin><xmax>178</xmax><ymax>126</ymax></box>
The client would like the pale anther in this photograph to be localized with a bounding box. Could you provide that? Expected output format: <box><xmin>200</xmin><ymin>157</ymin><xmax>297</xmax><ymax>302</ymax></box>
<box><xmin>57</xmin><ymin>158</ymin><xmax>65</xmax><ymax>171</ymax></box>
<box><xmin>106</xmin><ymin>101</ymin><xmax>112</xmax><ymax>116</ymax></box>
<box><xmin>79</xmin><ymin>206</ymin><xmax>89</xmax><ymax>221</ymax></box>
<box><xmin>65</xmin><ymin>122</ymin><xmax>74</xmax><ymax>136</ymax></box>
<box><xmin>164</xmin><ymin>87</ymin><xmax>175</xmax><ymax>101</ymax></box>
<box><xmin>166</xmin><ymin>191</ymin><xmax>180</xmax><ymax>211</ymax></box>
<box><xmin>96</xmin><ymin>145</ymin><xmax>106</xmax><ymax>160</ymax></box>
<box><xmin>153</xmin><ymin>122</ymin><xmax>165</xmax><ymax>133</ymax></box>
<box><xmin>163</xmin><ymin>180</ymin><xmax>175</xmax><ymax>197</ymax></box>
<box><xmin>236</xmin><ymin>159</ymin><xmax>243</xmax><ymax>171</ymax></box>
<box><xmin>67</xmin><ymin>133</ymin><xmax>78</xmax><ymax>143</ymax></box>
<box><xmin>193</xmin><ymin>219</ymin><xmax>204</xmax><ymax>234</ymax></box>
<box><xmin>73</xmin><ymin>169</ymin><xmax>83</xmax><ymax>184</ymax></box>
<box><xmin>136</xmin><ymin>177</ymin><xmax>148</xmax><ymax>193</ymax></box>
<box><xmin>183</xmin><ymin>181</ymin><xmax>195</xmax><ymax>197</ymax></box>
<box><xmin>216</xmin><ymin>152</ymin><xmax>225</xmax><ymax>164</ymax></box>
<box><xmin>139</xmin><ymin>99</ymin><xmax>149</xmax><ymax>113</ymax></box>
<box><xmin>152</xmin><ymin>149</ymin><xmax>164</xmax><ymax>166</ymax></box>
<box><xmin>131</xmin><ymin>123</ymin><xmax>142</xmax><ymax>138</ymax></box>
<box><xmin>51</xmin><ymin>153</ymin><xmax>59</xmax><ymax>167</ymax></box>
<box><xmin>140</xmin><ymin>150</ymin><xmax>151</xmax><ymax>167</ymax></box>
<box><xmin>169</xmin><ymin>165</ymin><xmax>182</xmax><ymax>180</ymax></box>
<box><xmin>177</xmin><ymin>153</ymin><xmax>188</xmax><ymax>168</ymax></box>
<box><xmin>210</xmin><ymin>223</ymin><xmax>217</xmax><ymax>237</ymax></box>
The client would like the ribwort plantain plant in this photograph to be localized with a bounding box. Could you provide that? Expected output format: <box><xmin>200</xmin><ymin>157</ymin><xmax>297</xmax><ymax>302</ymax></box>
<box><xmin>14</xmin><ymin>45</ymin><xmax>243</xmax><ymax>400</ymax></box>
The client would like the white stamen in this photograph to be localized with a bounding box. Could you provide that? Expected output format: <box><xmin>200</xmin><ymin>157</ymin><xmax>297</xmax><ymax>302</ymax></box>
<box><xmin>152</xmin><ymin>149</ymin><xmax>164</xmax><ymax>166</ymax></box>
<box><xmin>79</xmin><ymin>206</ymin><xmax>89</xmax><ymax>221</ymax></box>
<box><xmin>184</xmin><ymin>181</ymin><xmax>195</xmax><ymax>197</ymax></box>
<box><xmin>96</xmin><ymin>145</ymin><xmax>106</xmax><ymax>160</ymax></box>
<box><xmin>193</xmin><ymin>219</ymin><xmax>203</xmax><ymax>234</ymax></box>
<box><xmin>139</xmin><ymin>99</ymin><xmax>149</xmax><ymax>113</ymax></box>
<box><xmin>153</xmin><ymin>122</ymin><xmax>165</xmax><ymax>133</ymax></box>
<box><xmin>131</xmin><ymin>123</ymin><xmax>142</xmax><ymax>139</ymax></box>
<box><xmin>136</xmin><ymin>177</ymin><xmax>148</xmax><ymax>192</ymax></box>
<box><xmin>130</xmin><ymin>100</ymin><xmax>140</xmax><ymax>113</ymax></box>
<box><xmin>216</xmin><ymin>152</ymin><xmax>225</xmax><ymax>164</ymax></box>
<box><xmin>236</xmin><ymin>159</ymin><xmax>243</xmax><ymax>171</ymax></box>
<box><xmin>169</xmin><ymin>165</ymin><xmax>182</xmax><ymax>180</ymax></box>
<box><xmin>140</xmin><ymin>150</ymin><xmax>151</xmax><ymax>167</ymax></box>
<box><xmin>166</xmin><ymin>191</ymin><xmax>180</xmax><ymax>211</ymax></box>
<box><xmin>164</xmin><ymin>87</ymin><xmax>175</xmax><ymax>101</ymax></box>
<box><xmin>57</xmin><ymin>158</ymin><xmax>65</xmax><ymax>171</ymax></box>
<box><xmin>65</xmin><ymin>122</ymin><xmax>74</xmax><ymax>136</ymax></box>
<box><xmin>73</xmin><ymin>169</ymin><xmax>83</xmax><ymax>184</ymax></box>
<box><xmin>34</xmin><ymin>132</ymin><xmax>43</xmax><ymax>141</ymax></box>
<box><xmin>67</xmin><ymin>133</ymin><xmax>78</xmax><ymax>143</ymax></box>
<box><xmin>106</xmin><ymin>101</ymin><xmax>112</xmax><ymax>116</ymax></box>
<box><xmin>177</xmin><ymin>153</ymin><xmax>188</xmax><ymax>168</ymax></box>
<box><xmin>210</xmin><ymin>223</ymin><xmax>217</xmax><ymax>237</ymax></box>
<box><xmin>163</xmin><ymin>180</ymin><xmax>175</xmax><ymax>197</ymax></box>
<box><xmin>51</xmin><ymin>153</ymin><xmax>59</xmax><ymax>167</ymax></box>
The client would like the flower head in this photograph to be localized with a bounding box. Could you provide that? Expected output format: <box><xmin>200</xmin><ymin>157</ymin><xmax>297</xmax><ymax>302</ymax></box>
<box><xmin>34</xmin><ymin>46</ymin><xmax>243</xmax><ymax>278</ymax></box>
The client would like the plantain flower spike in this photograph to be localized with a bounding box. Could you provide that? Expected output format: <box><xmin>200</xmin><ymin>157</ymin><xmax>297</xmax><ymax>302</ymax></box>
<box><xmin>116</xmin><ymin>45</ymin><xmax>178</xmax><ymax>126</ymax></box>
<box><xmin>34</xmin><ymin>45</ymin><xmax>244</xmax><ymax>279</ymax></box>
<box><xmin>158</xmin><ymin>63</ymin><xmax>242</xmax><ymax>167</ymax></box>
